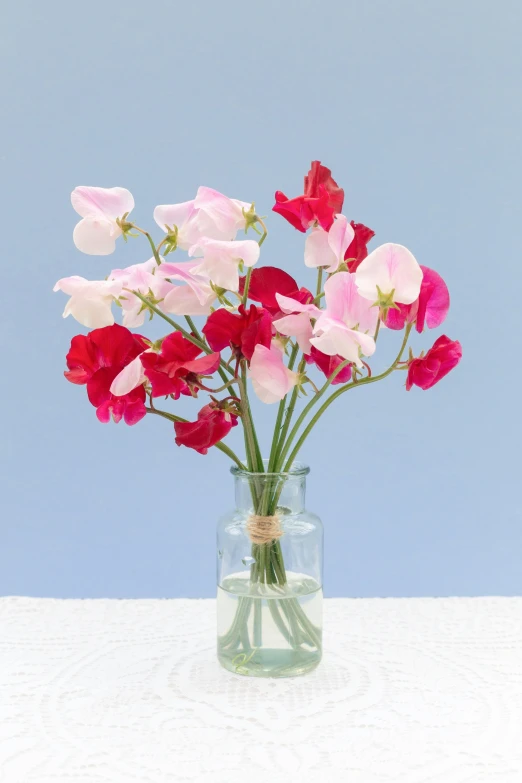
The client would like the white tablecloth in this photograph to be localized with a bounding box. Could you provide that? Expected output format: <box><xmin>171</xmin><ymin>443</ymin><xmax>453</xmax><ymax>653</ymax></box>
<box><xmin>1</xmin><ymin>597</ymin><xmax>521</xmax><ymax>783</ymax></box>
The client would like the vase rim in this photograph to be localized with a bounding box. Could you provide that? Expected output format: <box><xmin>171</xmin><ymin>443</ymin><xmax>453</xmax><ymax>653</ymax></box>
<box><xmin>231</xmin><ymin>461</ymin><xmax>310</xmax><ymax>478</ymax></box>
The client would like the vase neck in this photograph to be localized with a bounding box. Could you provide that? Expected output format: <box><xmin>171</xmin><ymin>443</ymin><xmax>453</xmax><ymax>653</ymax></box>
<box><xmin>233</xmin><ymin>465</ymin><xmax>309</xmax><ymax>515</ymax></box>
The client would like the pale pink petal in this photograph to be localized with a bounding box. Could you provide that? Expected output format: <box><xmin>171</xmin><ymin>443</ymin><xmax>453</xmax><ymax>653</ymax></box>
<box><xmin>311</xmin><ymin>319</ymin><xmax>375</xmax><ymax>368</ymax></box>
<box><xmin>355</xmin><ymin>243</ymin><xmax>422</xmax><ymax>305</ymax></box>
<box><xmin>273</xmin><ymin>313</ymin><xmax>314</xmax><ymax>353</ymax></box>
<box><xmin>323</xmin><ymin>272</ymin><xmax>378</xmax><ymax>333</ymax></box>
<box><xmin>71</xmin><ymin>186</ymin><xmax>134</xmax><ymax>219</ymax></box>
<box><xmin>275</xmin><ymin>293</ymin><xmax>321</xmax><ymax>315</ymax></box>
<box><xmin>55</xmin><ymin>277</ymin><xmax>122</xmax><ymax>328</ymax></box>
<box><xmin>327</xmin><ymin>215</ymin><xmax>355</xmax><ymax>270</ymax></box>
<box><xmin>73</xmin><ymin>217</ymin><xmax>121</xmax><ymax>255</ymax></box>
<box><xmin>158</xmin><ymin>260</ymin><xmax>212</xmax><ymax>304</ymax></box>
<box><xmin>189</xmin><ymin>238</ymin><xmax>260</xmax><ymax>292</ymax></box>
<box><xmin>194</xmin><ymin>186</ymin><xmax>250</xmax><ymax>234</ymax></box>
<box><xmin>304</xmin><ymin>228</ymin><xmax>336</xmax><ymax>270</ymax></box>
<box><xmin>110</xmin><ymin>355</ymin><xmax>147</xmax><ymax>396</ymax></box>
<box><xmin>153</xmin><ymin>200</ymin><xmax>196</xmax><ymax>232</ymax></box>
<box><xmin>249</xmin><ymin>344</ymin><xmax>299</xmax><ymax>404</ymax></box>
<box><xmin>162</xmin><ymin>285</ymin><xmax>215</xmax><ymax>316</ymax></box>
<box><xmin>63</xmin><ymin>296</ymin><xmax>115</xmax><ymax>328</ymax></box>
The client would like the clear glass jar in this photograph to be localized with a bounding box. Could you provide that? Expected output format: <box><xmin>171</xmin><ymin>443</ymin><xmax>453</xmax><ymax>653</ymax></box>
<box><xmin>217</xmin><ymin>462</ymin><xmax>323</xmax><ymax>677</ymax></box>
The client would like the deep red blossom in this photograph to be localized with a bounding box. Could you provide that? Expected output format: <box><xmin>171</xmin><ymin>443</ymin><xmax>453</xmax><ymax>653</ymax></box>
<box><xmin>273</xmin><ymin>161</ymin><xmax>344</xmax><ymax>232</ymax></box>
<box><xmin>174</xmin><ymin>404</ymin><xmax>238</xmax><ymax>454</ymax></box>
<box><xmin>140</xmin><ymin>332</ymin><xmax>220</xmax><ymax>399</ymax></box>
<box><xmin>305</xmin><ymin>346</ymin><xmax>353</xmax><ymax>385</ymax></box>
<box><xmin>64</xmin><ymin>324</ymin><xmax>149</xmax><ymax>425</ymax></box>
<box><xmin>406</xmin><ymin>335</ymin><xmax>462</xmax><ymax>391</ymax></box>
<box><xmin>239</xmin><ymin>266</ymin><xmax>314</xmax><ymax>315</ymax></box>
<box><xmin>386</xmin><ymin>266</ymin><xmax>450</xmax><ymax>333</ymax></box>
<box><xmin>344</xmin><ymin>222</ymin><xmax>375</xmax><ymax>272</ymax></box>
<box><xmin>203</xmin><ymin>303</ymin><xmax>272</xmax><ymax>361</ymax></box>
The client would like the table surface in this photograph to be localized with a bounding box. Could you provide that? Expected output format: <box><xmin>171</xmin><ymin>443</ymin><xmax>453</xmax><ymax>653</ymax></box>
<box><xmin>1</xmin><ymin>596</ymin><xmax>521</xmax><ymax>783</ymax></box>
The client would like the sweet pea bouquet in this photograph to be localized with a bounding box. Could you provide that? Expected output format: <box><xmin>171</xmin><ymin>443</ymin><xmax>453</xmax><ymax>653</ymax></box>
<box><xmin>56</xmin><ymin>160</ymin><xmax>462</xmax><ymax>503</ymax></box>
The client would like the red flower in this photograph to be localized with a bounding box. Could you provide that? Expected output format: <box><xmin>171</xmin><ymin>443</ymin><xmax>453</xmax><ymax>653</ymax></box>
<box><xmin>273</xmin><ymin>160</ymin><xmax>344</xmax><ymax>232</ymax></box>
<box><xmin>344</xmin><ymin>222</ymin><xmax>375</xmax><ymax>272</ymax></box>
<box><xmin>406</xmin><ymin>335</ymin><xmax>462</xmax><ymax>391</ymax></box>
<box><xmin>239</xmin><ymin>266</ymin><xmax>314</xmax><ymax>315</ymax></box>
<box><xmin>386</xmin><ymin>266</ymin><xmax>450</xmax><ymax>334</ymax></box>
<box><xmin>64</xmin><ymin>324</ymin><xmax>148</xmax><ymax>425</ymax></box>
<box><xmin>203</xmin><ymin>303</ymin><xmax>272</xmax><ymax>361</ymax></box>
<box><xmin>305</xmin><ymin>346</ymin><xmax>352</xmax><ymax>385</ymax></box>
<box><xmin>140</xmin><ymin>332</ymin><xmax>221</xmax><ymax>399</ymax></box>
<box><xmin>174</xmin><ymin>404</ymin><xmax>239</xmax><ymax>454</ymax></box>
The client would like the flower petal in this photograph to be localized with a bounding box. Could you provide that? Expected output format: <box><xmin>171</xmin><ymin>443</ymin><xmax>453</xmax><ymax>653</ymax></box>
<box><xmin>73</xmin><ymin>217</ymin><xmax>120</xmax><ymax>255</ymax></box>
<box><xmin>249</xmin><ymin>344</ymin><xmax>298</xmax><ymax>403</ymax></box>
<box><xmin>355</xmin><ymin>243</ymin><xmax>423</xmax><ymax>305</ymax></box>
<box><xmin>304</xmin><ymin>227</ymin><xmax>336</xmax><ymax>270</ymax></box>
<box><xmin>273</xmin><ymin>312</ymin><xmax>313</xmax><ymax>353</ymax></box>
<box><xmin>71</xmin><ymin>186</ymin><xmax>134</xmax><ymax>219</ymax></box>
<box><xmin>110</xmin><ymin>355</ymin><xmax>147</xmax><ymax>396</ymax></box>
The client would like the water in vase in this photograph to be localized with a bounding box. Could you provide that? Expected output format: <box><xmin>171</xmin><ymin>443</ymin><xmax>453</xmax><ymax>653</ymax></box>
<box><xmin>217</xmin><ymin>571</ymin><xmax>322</xmax><ymax>677</ymax></box>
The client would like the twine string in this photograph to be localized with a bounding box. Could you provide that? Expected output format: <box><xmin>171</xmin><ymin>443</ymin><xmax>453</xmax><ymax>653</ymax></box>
<box><xmin>246</xmin><ymin>514</ymin><xmax>283</xmax><ymax>544</ymax></box>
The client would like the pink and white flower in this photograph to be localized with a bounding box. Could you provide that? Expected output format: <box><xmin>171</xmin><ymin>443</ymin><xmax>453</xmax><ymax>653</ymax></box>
<box><xmin>158</xmin><ymin>261</ymin><xmax>216</xmax><ymax>315</ymax></box>
<box><xmin>249</xmin><ymin>343</ymin><xmax>299</xmax><ymax>403</ymax></box>
<box><xmin>355</xmin><ymin>242</ymin><xmax>422</xmax><ymax>305</ymax></box>
<box><xmin>310</xmin><ymin>272</ymin><xmax>377</xmax><ymax>367</ymax></box>
<box><xmin>304</xmin><ymin>215</ymin><xmax>355</xmax><ymax>273</ymax></box>
<box><xmin>273</xmin><ymin>293</ymin><xmax>321</xmax><ymax>354</ymax></box>
<box><xmin>154</xmin><ymin>186</ymin><xmax>252</xmax><ymax>250</ymax></box>
<box><xmin>53</xmin><ymin>276</ymin><xmax>122</xmax><ymax>328</ymax></box>
<box><xmin>189</xmin><ymin>237</ymin><xmax>260</xmax><ymax>292</ymax></box>
<box><xmin>109</xmin><ymin>259</ymin><xmax>171</xmax><ymax>328</ymax></box>
<box><xmin>71</xmin><ymin>186</ymin><xmax>134</xmax><ymax>255</ymax></box>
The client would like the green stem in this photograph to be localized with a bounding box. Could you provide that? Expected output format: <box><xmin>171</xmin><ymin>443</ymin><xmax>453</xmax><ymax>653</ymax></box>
<box><xmin>283</xmin><ymin>325</ymin><xmax>413</xmax><ymax>471</ymax></box>
<box><xmin>145</xmin><ymin>406</ymin><xmax>246</xmax><ymax>469</ymax></box>
<box><xmin>316</xmin><ymin>268</ymin><xmax>323</xmax><ymax>298</ymax></box>
<box><xmin>129</xmin><ymin>292</ymin><xmax>236</xmax><ymax>397</ymax></box>
<box><xmin>130</xmin><ymin>225</ymin><xmax>162</xmax><ymax>266</ymax></box>
<box><xmin>276</xmin><ymin>359</ymin><xmax>351</xmax><ymax>471</ymax></box>
<box><xmin>267</xmin><ymin>343</ymin><xmax>300</xmax><ymax>473</ymax></box>
<box><xmin>242</xmin><ymin>267</ymin><xmax>253</xmax><ymax>306</ymax></box>
<box><xmin>271</xmin><ymin>356</ymin><xmax>306</xmax><ymax>474</ymax></box>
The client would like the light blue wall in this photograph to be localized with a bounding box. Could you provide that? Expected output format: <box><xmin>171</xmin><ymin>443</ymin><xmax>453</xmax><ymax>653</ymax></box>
<box><xmin>2</xmin><ymin>0</ymin><xmax>521</xmax><ymax>597</ymax></box>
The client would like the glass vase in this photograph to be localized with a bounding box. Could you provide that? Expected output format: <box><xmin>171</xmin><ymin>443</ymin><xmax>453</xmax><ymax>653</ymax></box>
<box><xmin>217</xmin><ymin>462</ymin><xmax>323</xmax><ymax>677</ymax></box>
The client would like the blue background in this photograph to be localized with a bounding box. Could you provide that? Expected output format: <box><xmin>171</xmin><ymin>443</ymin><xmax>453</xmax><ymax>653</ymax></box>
<box><xmin>2</xmin><ymin>0</ymin><xmax>521</xmax><ymax>598</ymax></box>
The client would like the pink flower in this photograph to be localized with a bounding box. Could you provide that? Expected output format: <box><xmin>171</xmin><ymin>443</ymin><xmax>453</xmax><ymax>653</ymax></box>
<box><xmin>157</xmin><ymin>260</ymin><xmax>216</xmax><ymax>316</ymax></box>
<box><xmin>174</xmin><ymin>403</ymin><xmax>239</xmax><ymax>454</ymax></box>
<box><xmin>273</xmin><ymin>161</ymin><xmax>344</xmax><ymax>232</ymax></box>
<box><xmin>109</xmin><ymin>259</ymin><xmax>172</xmax><ymax>328</ymax></box>
<box><xmin>305</xmin><ymin>347</ymin><xmax>353</xmax><ymax>384</ymax></box>
<box><xmin>71</xmin><ymin>186</ymin><xmax>134</xmax><ymax>255</ymax></box>
<box><xmin>273</xmin><ymin>293</ymin><xmax>321</xmax><ymax>354</ymax></box>
<box><xmin>304</xmin><ymin>215</ymin><xmax>355</xmax><ymax>273</ymax></box>
<box><xmin>64</xmin><ymin>324</ymin><xmax>148</xmax><ymax>424</ymax></box>
<box><xmin>385</xmin><ymin>266</ymin><xmax>450</xmax><ymax>333</ymax></box>
<box><xmin>310</xmin><ymin>272</ymin><xmax>377</xmax><ymax>367</ymax></box>
<box><xmin>406</xmin><ymin>335</ymin><xmax>462</xmax><ymax>391</ymax></box>
<box><xmin>249</xmin><ymin>343</ymin><xmax>299</xmax><ymax>403</ymax></box>
<box><xmin>344</xmin><ymin>222</ymin><xmax>376</xmax><ymax>272</ymax></box>
<box><xmin>203</xmin><ymin>304</ymin><xmax>272</xmax><ymax>362</ymax></box>
<box><xmin>140</xmin><ymin>332</ymin><xmax>221</xmax><ymax>399</ymax></box>
<box><xmin>53</xmin><ymin>276</ymin><xmax>123</xmax><ymax>328</ymax></box>
<box><xmin>355</xmin><ymin>243</ymin><xmax>423</xmax><ymax>305</ymax></box>
<box><xmin>154</xmin><ymin>186</ymin><xmax>251</xmax><ymax>250</ymax></box>
<box><xmin>189</xmin><ymin>237</ymin><xmax>260</xmax><ymax>292</ymax></box>
<box><xmin>239</xmin><ymin>266</ymin><xmax>313</xmax><ymax>315</ymax></box>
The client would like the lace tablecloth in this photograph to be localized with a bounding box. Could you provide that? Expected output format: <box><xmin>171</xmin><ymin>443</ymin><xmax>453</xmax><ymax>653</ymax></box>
<box><xmin>1</xmin><ymin>597</ymin><xmax>521</xmax><ymax>783</ymax></box>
